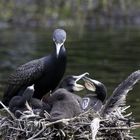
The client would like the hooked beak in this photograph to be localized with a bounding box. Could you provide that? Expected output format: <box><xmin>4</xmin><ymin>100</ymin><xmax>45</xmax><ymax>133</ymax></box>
<box><xmin>83</xmin><ymin>76</ymin><xmax>101</xmax><ymax>92</ymax></box>
<box><xmin>55</xmin><ymin>42</ymin><xmax>64</xmax><ymax>58</ymax></box>
<box><xmin>28</xmin><ymin>85</ymin><xmax>34</xmax><ymax>91</ymax></box>
<box><xmin>72</xmin><ymin>72</ymin><xmax>89</xmax><ymax>91</ymax></box>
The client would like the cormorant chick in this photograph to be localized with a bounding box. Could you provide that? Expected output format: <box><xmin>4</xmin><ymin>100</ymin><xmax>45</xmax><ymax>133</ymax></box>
<box><xmin>9</xmin><ymin>85</ymin><xmax>48</xmax><ymax>118</ymax></box>
<box><xmin>100</xmin><ymin>70</ymin><xmax>140</xmax><ymax>117</ymax></box>
<box><xmin>42</xmin><ymin>73</ymin><xmax>89</xmax><ymax>121</ymax></box>
<box><xmin>42</xmin><ymin>73</ymin><xmax>88</xmax><ymax>113</ymax></box>
<box><xmin>58</xmin><ymin>72</ymin><xmax>89</xmax><ymax>92</ymax></box>
<box><xmin>48</xmin><ymin>89</ymin><xmax>82</xmax><ymax>121</ymax></box>
<box><xmin>82</xmin><ymin>76</ymin><xmax>107</xmax><ymax>112</ymax></box>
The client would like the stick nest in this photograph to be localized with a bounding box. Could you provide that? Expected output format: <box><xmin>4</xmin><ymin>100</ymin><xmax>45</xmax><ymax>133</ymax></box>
<box><xmin>0</xmin><ymin>104</ymin><xmax>139</xmax><ymax>140</ymax></box>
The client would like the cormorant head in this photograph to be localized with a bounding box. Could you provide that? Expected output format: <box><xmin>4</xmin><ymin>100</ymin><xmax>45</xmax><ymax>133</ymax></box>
<box><xmin>53</xmin><ymin>29</ymin><xmax>66</xmax><ymax>57</ymax></box>
<box><xmin>22</xmin><ymin>85</ymin><xmax>34</xmax><ymax>102</ymax></box>
<box><xmin>83</xmin><ymin>76</ymin><xmax>107</xmax><ymax>102</ymax></box>
<box><xmin>59</xmin><ymin>72</ymin><xmax>89</xmax><ymax>92</ymax></box>
<box><xmin>9</xmin><ymin>96</ymin><xmax>27</xmax><ymax>118</ymax></box>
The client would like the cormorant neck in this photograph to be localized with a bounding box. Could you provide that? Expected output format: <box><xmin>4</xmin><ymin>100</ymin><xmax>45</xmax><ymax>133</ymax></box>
<box><xmin>96</xmin><ymin>86</ymin><xmax>107</xmax><ymax>102</ymax></box>
<box><xmin>53</xmin><ymin>44</ymin><xmax>66</xmax><ymax>59</ymax></box>
<box><xmin>58</xmin><ymin>83</ymin><xmax>73</xmax><ymax>92</ymax></box>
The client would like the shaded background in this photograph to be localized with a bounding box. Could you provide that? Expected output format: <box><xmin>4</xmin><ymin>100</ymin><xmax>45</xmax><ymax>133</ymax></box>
<box><xmin>0</xmin><ymin>0</ymin><xmax>140</xmax><ymax>138</ymax></box>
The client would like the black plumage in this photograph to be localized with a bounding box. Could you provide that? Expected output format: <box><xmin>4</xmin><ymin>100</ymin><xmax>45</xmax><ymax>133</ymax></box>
<box><xmin>81</xmin><ymin>70</ymin><xmax>140</xmax><ymax>116</ymax></box>
<box><xmin>42</xmin><ymin>73</ymin><xmax>88</xmax><ymax>113</ymax></box>
<box><xmin>58</xmin><ymin>72</ymin><xmax>88</xmax><ymax>92</ymax></box>
<box><xmin>82</xmin><ymin>76</ymin><xmax>107</xmax><ymax>112</ymax></box>
<box><xmin>9</xmin><ymin>85</ymin><xmax>34</xmax><ymax>117</ymax></box>
<box><xmin>1</xmin><ymin>29</ymin><xmax>67</xmax><ymax>107</ymax></box>
<box><xmin>100</xmin><ymin>70</ymin><xmax>140</xmax><ymax>117</ymax></box>
<box><xmin>9</xmin><ymin>85</ymin><xmax>49</xmax><ymax>117</ymax></box>
<box><xmin>47</xmin><ymin>88</ymin><xmax>82</xmax><ymax>121</ymax></box>
<box><xmin>9</xmin><ymin>73</ymin><xmax>87</xmax><ymax>118</ymax></box>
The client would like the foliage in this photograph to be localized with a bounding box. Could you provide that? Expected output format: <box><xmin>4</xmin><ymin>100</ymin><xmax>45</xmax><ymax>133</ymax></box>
<box><xmin>0</xmin><ymin>0</ymin><xmax>140</xmax><ymax>28</ymax></box>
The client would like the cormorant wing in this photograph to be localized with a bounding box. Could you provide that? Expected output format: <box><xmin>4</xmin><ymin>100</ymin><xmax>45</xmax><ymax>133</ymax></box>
<box><xmin>9</xmin><ymin>58</ymin><xmax>45</xmax><ymax>84</ymax></box>
<box><xmin>2</xmin><ymin>57</ymin><xmax>46</xmax><ymax>104</ymax></box>
<box><xmin>100</xmin><ymin>70</ymin><xmax>140</xmax><ymax>117</ymax></box>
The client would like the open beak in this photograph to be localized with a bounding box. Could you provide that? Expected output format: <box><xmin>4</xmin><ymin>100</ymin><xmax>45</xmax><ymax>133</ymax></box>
<box><xmin>72</xmin><ymin>72</ymin><xmax>89</xmax><ymax>91</ymax></box>
<box><xmin>55</xmin><ymin>42</ymin><xmax>64</xmax><ymax>58</ymax></box>
<box><xmin>83</xmin><ymin>76</ymin><xmax>100</xmax><ymax>92</ymax></box>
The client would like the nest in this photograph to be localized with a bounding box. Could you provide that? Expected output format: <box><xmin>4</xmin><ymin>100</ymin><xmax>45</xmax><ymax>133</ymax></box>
<box><xmin>0</xmin><ymin>101</ymin><xmax>140</xmax><ymax>140</ymax></box>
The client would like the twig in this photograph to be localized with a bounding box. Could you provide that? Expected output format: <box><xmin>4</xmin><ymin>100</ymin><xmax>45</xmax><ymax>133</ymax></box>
<box><xmin>99</xmin><ymin>126</ymin><xmax>134</xmax><ymax>130</ymax></box>
<box><xmin>0</xmin><ymin>101</ymin><xmax>16</xmax><ymax>120</ymax></box>
<box><xmin>9</xmin><ymin>127</ymin><xmax>25</xmax><ymax>132</ymax></box>
<box><xmin>27</xmin><ymin>126</ymin><xmax>46</xmax><ymax>140</ymax></box>
<box><xmin>0</xmin><ymin>104</ymin><xmax>138</xmax><ymax>139</ymax></box>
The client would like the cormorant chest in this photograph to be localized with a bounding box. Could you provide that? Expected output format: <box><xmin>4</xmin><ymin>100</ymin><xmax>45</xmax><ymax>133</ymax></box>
<box><xmin>34</xmin><ymin>50</ymin><xmax>66</xmax><ymax>98</ymax></box>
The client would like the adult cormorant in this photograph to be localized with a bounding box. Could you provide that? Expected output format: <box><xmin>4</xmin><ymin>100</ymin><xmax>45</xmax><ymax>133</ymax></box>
<box><xmin>81</xmin><ymin>76</ymin><xmax>107</xmax><ymax>112</ymax></box>
<box><xmin>1</xmin><ymin>29</ymin><xmax>67</xmax><ymax>107</ymax></box>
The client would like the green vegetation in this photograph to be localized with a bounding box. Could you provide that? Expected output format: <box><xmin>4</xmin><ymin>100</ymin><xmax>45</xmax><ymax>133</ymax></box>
<box><xmin>0</xmin><ymin>0</ymin><xmax>140</xmax><ymax>28</ymax></box>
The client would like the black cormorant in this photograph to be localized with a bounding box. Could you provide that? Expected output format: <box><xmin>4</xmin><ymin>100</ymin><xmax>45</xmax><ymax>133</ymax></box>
<box><xmin>81</xmin><ymin>76</ymin><xmax>107</xmax><ymax>112</ymax></box>
<box><xmin>1</xmin><ymin>29</ymin><xmax>67</xmax><ymax>107</ymax></box>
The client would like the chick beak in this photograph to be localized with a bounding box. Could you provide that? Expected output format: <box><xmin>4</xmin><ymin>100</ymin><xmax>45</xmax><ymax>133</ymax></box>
<box><xmin>72</xmin><ymin>72</ymin><xmax>89</xmax><ymax>91</ymax></box>
<box><xmin>83</xmin><ymin>76</ymin><xmax>97</xmax><ymax>92</ymax></box>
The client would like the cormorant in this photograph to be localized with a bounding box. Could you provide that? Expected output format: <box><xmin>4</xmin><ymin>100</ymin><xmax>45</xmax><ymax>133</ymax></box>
<box><xmin>1</xmin><ymin>29</ymin><xmax>67</xmax><ymax>107</ymax></box>
<box><xmin>58</xmin><ymin>72</ymin><xmax>89</xmax><ymax>92</ymax></box>
<box><xmin>9</xmin><ymin>85</ymin><xmax>48</xmax><ymax>117</ymax></box>
<box><xmin>48</xmin><ymin>88</ymin><xmax>82</xmax><ymax>121</ymax></box>
<box><xmin>9</xmin><ymin>73</ymin><xmax>88</xmax><ymax>118</ymax></box>
<box><xmin>100</xmin><ymin>70</ymin><xmax>140</xmax><ymax>117</ymax></box>
<box><xmin>9</xmin><ymin>85</ymin><xmax>34</xmax><ymax>117</ymax></box>
<box><xmin>81</xmin><ymin>76</ymin><xmax>107</xmax><ymax>112</ymax></box>
<box><xmin>42</xmin><ymin>73</ymin><xmax>88</xmax><ymax>114</ymax></box>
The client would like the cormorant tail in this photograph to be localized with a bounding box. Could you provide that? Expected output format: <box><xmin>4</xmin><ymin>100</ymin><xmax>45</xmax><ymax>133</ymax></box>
<box><xmin>100</xmin><ymin>70</ymin><xmax>140</xmax><ymax>117</ymax></box>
